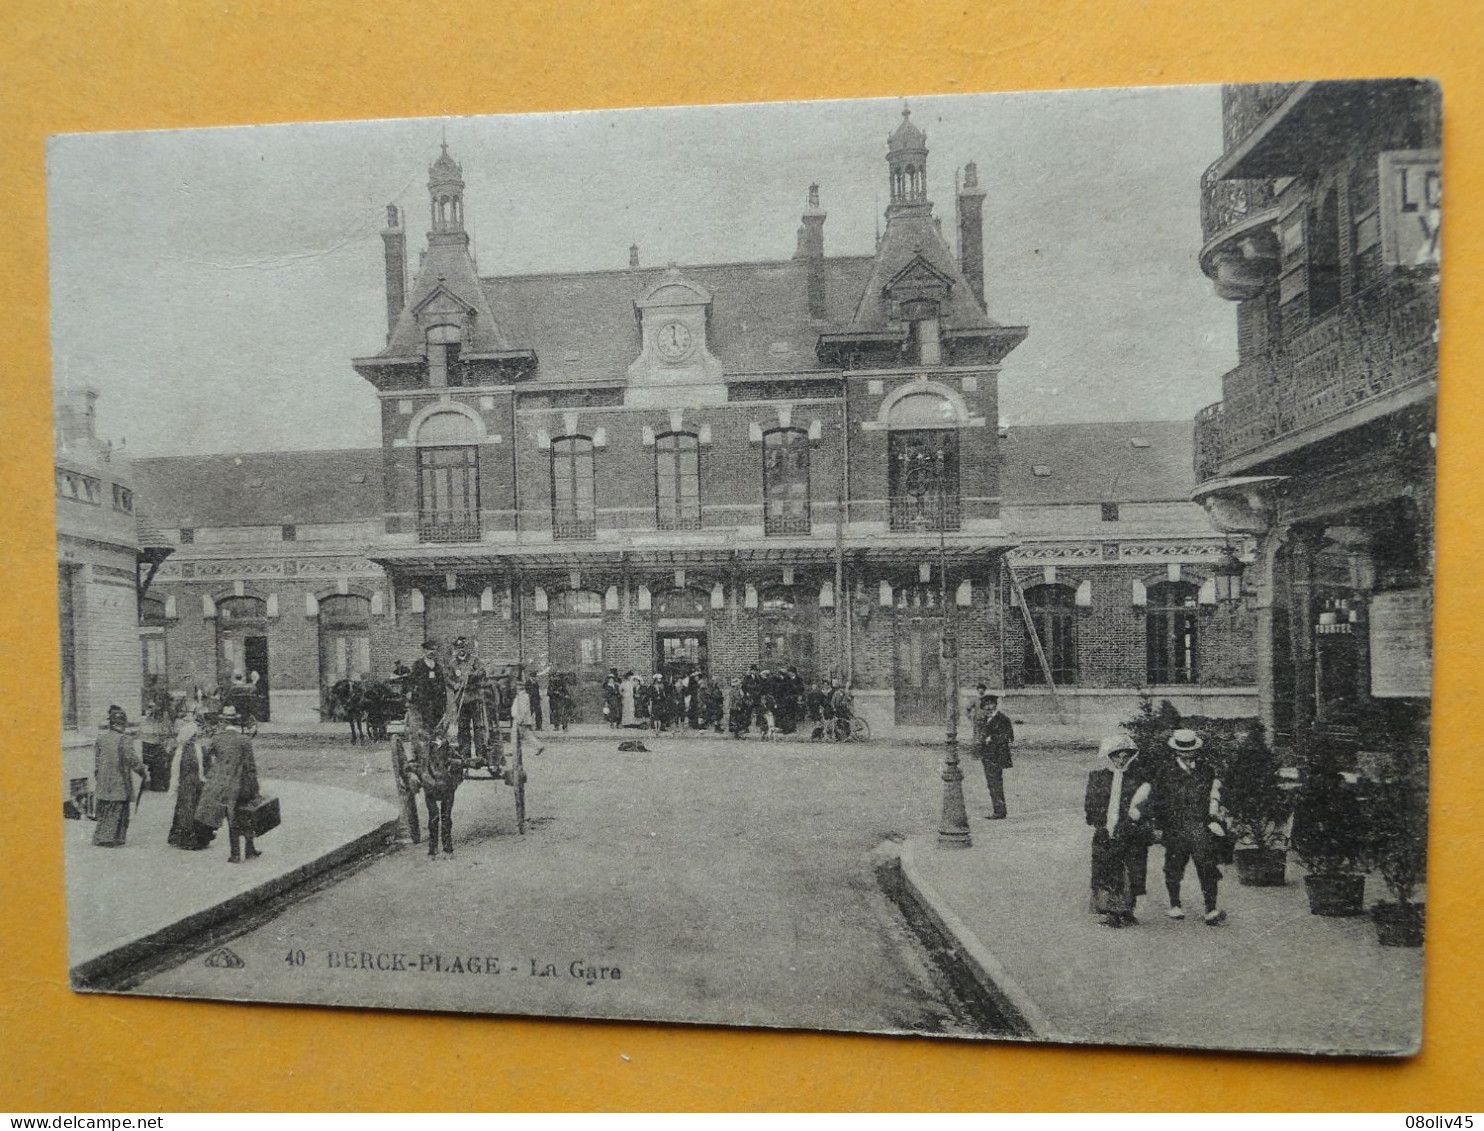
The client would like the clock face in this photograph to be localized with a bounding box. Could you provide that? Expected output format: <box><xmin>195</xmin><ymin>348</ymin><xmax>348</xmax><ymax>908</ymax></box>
<box><xmin>655</xmin><ymin>319</ymin><xmax>695</xmax><ymax>362</ymax></box>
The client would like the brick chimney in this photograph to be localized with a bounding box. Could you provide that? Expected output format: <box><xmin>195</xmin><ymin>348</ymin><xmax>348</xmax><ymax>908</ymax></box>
<box><xmin>792</xmin><ymin>184</ymin><xmax>827</xmax><ymax>321</ymax></box>
<box><xmin>957</xmin><ymin>162</ymin><xmax>987</xmax><ymax>310</ymax></box>
<box><xmin>381</xmin><ymin>203</ymin><xmax>407</xmax><ymax>341</ymax></box>
<box><xmin>629</xmin><ymin>243</ymin><xmax>640</xmax><ymax>268</ymax></box>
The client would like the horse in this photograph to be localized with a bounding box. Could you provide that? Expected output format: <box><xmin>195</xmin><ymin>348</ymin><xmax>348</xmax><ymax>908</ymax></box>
<box><xmin>360</xmin><ymin>679</ymin><xmax>402</xmax><ymax>742</ymax></box>
<box><xmin>408</xmin><ymin>724</ymin><xmax>463</xmax><ymax>857</ymax></box>
<box><xmin>329</xmin><ymin>678</ymin><xmax>366</xmax><ymax>745</ymax></box>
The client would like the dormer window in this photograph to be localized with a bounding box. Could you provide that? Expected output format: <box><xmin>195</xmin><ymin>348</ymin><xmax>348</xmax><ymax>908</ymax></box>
<box><xmin>426</xmin><ymin>324</ymin><xmax>462</xmax><ymax>388</ymax></box>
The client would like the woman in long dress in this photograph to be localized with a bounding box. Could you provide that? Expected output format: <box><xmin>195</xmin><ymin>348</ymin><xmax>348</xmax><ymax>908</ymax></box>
<box><xmin>1083</xmin><ymin>735</ymin><xmax>1153</xmax><ymax>928</ymax></box>
<box><xmin>167</xmin><ymin>711</ymin><xmax>212</xmax><ymax>850</ymax></box>
<box><xmin>619</xmin><ymin>670</ymin><xmax>639</xmax><ymax>727</ymax></box>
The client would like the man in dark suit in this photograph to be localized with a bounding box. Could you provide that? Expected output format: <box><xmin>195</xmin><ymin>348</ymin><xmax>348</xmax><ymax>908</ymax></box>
<box><xmin>970</xmin><ymin>690</ymin><xmax>1014</xmax><ymax>819</ymax></box>
<box><xmin>1153</xmin><ymin>728</ymin><xmax>1228</xmax><ymax>926</ymax></box>
<box><xmin>407</xmin><ymin>639</ymin><xmax>447</xmax><ymax>731</ymax></box>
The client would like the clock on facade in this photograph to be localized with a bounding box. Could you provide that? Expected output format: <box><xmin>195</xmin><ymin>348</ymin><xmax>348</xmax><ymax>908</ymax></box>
<box><xmin>654</xmin><ymin>319</ymin><xmax>694</xmax><ymax>362</ymax></box>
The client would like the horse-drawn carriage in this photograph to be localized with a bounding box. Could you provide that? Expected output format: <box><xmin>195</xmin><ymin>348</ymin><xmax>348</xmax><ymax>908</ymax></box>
<box><xmin>389</xmin><ymin>669</ymin><xmax>529</xmax><ymax>843</ymax></box>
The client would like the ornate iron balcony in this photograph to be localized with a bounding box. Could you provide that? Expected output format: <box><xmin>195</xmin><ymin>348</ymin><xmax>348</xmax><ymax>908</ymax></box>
<box><xmin>417</xmin><ymin>511</ymin><xmax>481</xmax><ymax>543</ymax></box>
<box><xmin>552</xmin><ymin>516</ymin><xmax>597</xmax><ymax>541</ymax></box>
<box><xmin>888</xmin><ymin>495</ymin><xmax>961</xmax><ymax>533</ymax></box>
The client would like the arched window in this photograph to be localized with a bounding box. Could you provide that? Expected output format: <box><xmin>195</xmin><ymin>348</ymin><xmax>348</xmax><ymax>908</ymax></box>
<box><xmin>551</xmin><ymin>436</ymin><xmax>596</xmax><ymax>540</ymax></box>
<box><xmin>1023</xmin><ymin>584</ymin><xmax>1078</xmax><ymax>686</ymax></box>
<box><xmin>758</xmin><ymin>586</ymin><xmax>817</xmax><ymax>675</ymax></box>
<box><xmin>415</xmin><ymin>409</ymin><xmax>481</xmax><ymax>544</ymax></box>
<box><xmin>763</xmin><ymin>428</ymin><xmax>810</xmax><ymax>535</ymax></box>
<box><xmin>319</xmin><ymin>594</ymin><xmax>372</xmax><ymax>700</ymax></box>
<box><xmin>1147</xmin><ymin>581</ymin><xmax>1199</xmax><ymax>685</ymax></box>
<box><xmin>655</xmin><ymin>432</ymin><xmax>701</xmax><ymax>531</ymax></box>
<box><xmin>888</xmin><ymin>428</ymin><xmax>959</xmax><ymax>531</ymax></box>
<box><xmin>215</xmin><ymin>596</ymin><xmax>270</xmax><ymax>707</ymax></box>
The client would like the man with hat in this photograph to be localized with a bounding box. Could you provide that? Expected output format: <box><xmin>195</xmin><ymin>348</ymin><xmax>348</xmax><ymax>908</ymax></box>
<box><xmin>407</xmin><ymin>638</ymin><xmax>447</xmax><ymax>731</ymax></box>
<box><xmin>195</xmin><ymin>704</ymin><xmax>262</xmax><ymax>863</ymax></box>
<box><xmin>968</xmin><ymin>687</ymin><xmax>1014</xmax><ymax>819</ymax></box>
<box><xmin>93</xmin><ymin>705</ymin><xmax>148</xmax><ymax>847</ymax></box>
<box><xmin>445</xmin><ymin>636</ymin><xmax>488</xmax><ymax>758</ymax></box>
<box><xmin>1153</xmin><ymin>728</ymin><xmax>1228</xmax><ymax>925</ymax></box>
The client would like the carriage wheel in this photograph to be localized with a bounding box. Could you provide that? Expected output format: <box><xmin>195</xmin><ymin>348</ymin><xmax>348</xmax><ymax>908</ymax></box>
<box><xmin>512</xmin><ymin>744</ymin><xmax>527</xmax><ymax>835</ymax></box>
<box><xmin>850</xmin><ymin>716</ymin><xmax>872</xmax><ymax>743</ymax></box>
<box><xmin>391</xmin><ymin>736</ymin><xmax>421</xmax><ymax>844</ymax></box>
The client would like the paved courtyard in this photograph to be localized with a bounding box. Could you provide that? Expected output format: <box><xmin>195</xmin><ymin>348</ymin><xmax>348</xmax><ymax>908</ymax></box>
<box><xmin>127</xmin><ymin>732</ymin><xmax>982</xmax><ymax>1036</ymax></box>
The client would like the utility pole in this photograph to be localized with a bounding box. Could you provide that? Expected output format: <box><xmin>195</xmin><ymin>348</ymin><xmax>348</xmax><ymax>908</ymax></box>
<box><xmin>936</xmin><ymin>447</ymin><xmax>970</xmax><ymax>849</ymax></box>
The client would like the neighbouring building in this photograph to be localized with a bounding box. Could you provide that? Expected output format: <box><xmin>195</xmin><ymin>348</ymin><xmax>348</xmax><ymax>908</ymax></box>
<box><xmin>1191</xmin><ymin>79</ymin><xmax>1439</xmax><ymax>765</ymax></box>
<box><xmin>55</xmin><ymin>388</ymin><xmax>169</xmax><ymax>793</ymax></box>
<box><xmin>132</xmin><ymin>110</ymin><xmax>1260</xmax><ymax>733</ymax></box>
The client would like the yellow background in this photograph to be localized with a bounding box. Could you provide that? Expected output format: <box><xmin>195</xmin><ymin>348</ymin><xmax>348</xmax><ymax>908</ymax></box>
<box><xmin>2</xmin><ymin>0</ymin><xmax>1480</xmax><ymax>1111</ymax></box>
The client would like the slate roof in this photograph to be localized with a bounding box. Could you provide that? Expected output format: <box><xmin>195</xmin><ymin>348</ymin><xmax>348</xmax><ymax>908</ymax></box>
<box><xmin>381</xmin><ymin>227</ymin><xmax>515</xmax><ymax>357</ymax></box>
<box><xmin>131</xmin><ymin>448</ymin><xmax>384</xmax><ymax>527</ymax></box>
<box><xmin>998</xmin><ymin>420</ymin><xmax>1196</xmax><ymax>505</ymax></box>
<box><xmin>845</xmin><ymin>208</ymin><xmax>995</xmax><ymax>333</ymax></box>
<box><xmin>129</xmin><ymin>421</ymin><xmax>1196</xmax><ymax>529</ymax></box>
<box><xmin>478</xmin><ymin>257</ymin><xmax>877</xmax><ymax>384</ymax></box>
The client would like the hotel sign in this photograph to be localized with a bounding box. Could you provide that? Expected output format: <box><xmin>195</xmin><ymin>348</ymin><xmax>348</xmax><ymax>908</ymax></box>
<box><xmin>1369</xmin><ymin>588</ymin><xmax>1432</xmax><ymax>699</ymax></box>
<box><xmin>1379</xmin><ymin>149</ymin><xmax>1441</xmax><ymax>269</ymax></box>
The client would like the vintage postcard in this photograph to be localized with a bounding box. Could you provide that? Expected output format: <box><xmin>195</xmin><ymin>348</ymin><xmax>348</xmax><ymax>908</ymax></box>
<box><xmin>49</xmin><ymin>81</ymin><xmax>1438</xmax><ymax>1054</ymax></box>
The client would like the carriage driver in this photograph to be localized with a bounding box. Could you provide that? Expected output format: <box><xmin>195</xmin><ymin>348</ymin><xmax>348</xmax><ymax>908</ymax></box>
<box><xmin>446</xmin><ymin>636</ymin><xmax>489</xmax><ymax>758</ymax></box>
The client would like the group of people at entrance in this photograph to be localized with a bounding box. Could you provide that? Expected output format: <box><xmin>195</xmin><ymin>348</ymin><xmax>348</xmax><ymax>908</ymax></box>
<box><xmin>602</xmin><ymin>665</ymin><xmax>853</xmax><ymax>739</ymax></box>
<box><xmin>91</xmin><ymin>700</ymin><xmax>266</xmax><ymax>863</ymax></box>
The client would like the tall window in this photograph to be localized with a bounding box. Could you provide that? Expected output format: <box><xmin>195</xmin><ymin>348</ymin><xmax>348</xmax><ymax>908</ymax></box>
<box><xmin>140</xmin><ymin>595</ymin><xmax>169</xmax><ymax>703</ymax></box>
<box><xmin>888</xmin><ymin>429</ymin><xmax>960</xmax><ymax>532</ymax></box>
<box><xmin>551</xmin><ymin>436</ymin><xmax>596</xmax><ymax>540</ymax></box>
<box><xmin>417</xmin><ymin>445</ymin><xmax>480</xmax><ymax>543</ymax></box>
<box><xmin>763</xmin><ymin>428</ymin><xmax>810</xmax><ymax>535</ymax></box>
<box><xmin>1147</xmin><ymin>581</ymin><xmax>1199</xmax><ymax>685</ymax></box>
<box><xmin>1308</xmin><ymin>184</ymin><xmax>1342</xmax><ymax>320</ymax></box>
<box><xmin>759</xmin><ymin>586</ymin><xmax>817</xmax><ymax>674</ymax></box>
<box><xmin>319</xmin><ymin>594</ymin><xmax>372</xmax><ymax>694</ymax></box>
<box><xmin>655</xmin><ymin>432</ymin><xmax>701</xmax><ymax>531</ymax></box>
<box><xmin>1022</xmin><ymin>584</ymin><xmax>1077</xmax><ymax>686</ymax></box>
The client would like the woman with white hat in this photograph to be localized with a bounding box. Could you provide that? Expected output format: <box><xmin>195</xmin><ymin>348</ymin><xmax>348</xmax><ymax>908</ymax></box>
<box><xmin>1084</xmin><ymin>735</ymin><xmax>1153</xmax><ymax>927</ymax></box>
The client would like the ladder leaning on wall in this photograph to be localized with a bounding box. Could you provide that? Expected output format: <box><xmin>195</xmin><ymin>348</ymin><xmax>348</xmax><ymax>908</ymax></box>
<box><xmin>1002</xmin><ymin>560</ymin><xmax>1067</xmax><ymax>724</ymax></box>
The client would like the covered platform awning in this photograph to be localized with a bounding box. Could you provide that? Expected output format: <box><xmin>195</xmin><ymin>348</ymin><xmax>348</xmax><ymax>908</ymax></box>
<box><xmin>367</xmin><ymin>535</ymin><xmax>1018</xmax><ymax>576</ymax></box>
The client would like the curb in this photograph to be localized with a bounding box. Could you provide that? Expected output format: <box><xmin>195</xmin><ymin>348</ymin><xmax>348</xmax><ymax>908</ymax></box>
<box><xmin>69</xmin><ymin>818</ymin><xmax>400</xmax><ymax>989</ymax></box>
<box><xmin>885</xmin><ymin>838</ymin><xmax>1058</xmax><ymax>1041</ymax></box>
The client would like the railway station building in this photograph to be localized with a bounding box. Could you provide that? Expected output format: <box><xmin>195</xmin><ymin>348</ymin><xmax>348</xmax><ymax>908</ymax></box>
<box><xmin>129</xmin><ymin>110</ymin><xmax>1262</xmax><ymax>733</ymax></box>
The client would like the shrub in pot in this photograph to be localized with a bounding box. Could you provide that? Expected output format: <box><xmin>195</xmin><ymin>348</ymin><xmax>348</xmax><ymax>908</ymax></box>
<box><xmin>1221</xmin><ymin>724</ymin><xmax>1294</xmax><ymax>886</ymax></box>
<box><xmin>1367</xmin><ymin>774</ymin><xmax>1427</xmax><ymax>947</ymax></box>
<box><xmin>1290</xmin><ymin>767</ymin><xmax>1370</xmax><ymax>915</ymax></box>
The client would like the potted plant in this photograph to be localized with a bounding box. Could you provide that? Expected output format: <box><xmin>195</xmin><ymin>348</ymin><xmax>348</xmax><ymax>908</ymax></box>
<box><xmin>1290</xmin><ymin>767</ymin><xmax>1370</xmax><ymax>915</ymax></box>
<box><xmin>1368</xmin><ymin>775</ymin><xmax>1427</xmax><ymax>947</ymax></box>
<box><xmin>1221</xmin><ymin>724</ymin><xmax>1295</xmax><ymax>886</ymax></box>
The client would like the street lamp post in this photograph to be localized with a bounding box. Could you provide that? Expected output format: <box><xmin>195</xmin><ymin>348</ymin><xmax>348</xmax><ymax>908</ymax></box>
<box><xmin>935</xmin><ymin>447</ymin><xmax>971</xmax><ymax>849</ymax></box>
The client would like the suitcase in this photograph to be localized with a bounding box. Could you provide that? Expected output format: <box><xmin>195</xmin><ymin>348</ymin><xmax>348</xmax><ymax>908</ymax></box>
<box><xmin>237</xmin><ymin>794</ymin><xmax>281</xmax><ymax>837</ymax></box>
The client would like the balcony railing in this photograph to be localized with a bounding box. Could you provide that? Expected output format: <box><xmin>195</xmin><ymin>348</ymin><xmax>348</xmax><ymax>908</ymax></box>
<box><xmin>1194</xmin><ymin>280</ymin><xmax>1438</xmax><ymax>482</ymax></box>
<box><xmin>656</xmin><ymin>511</ymin><xmax>703</xmax><ymax>532</ymax></box>
<box><xmin>552</xmin><ymin>516</ymin><xmax>597</xmax><ymax>541</ymax></box>
<box><xmin>1198</xmin><ymin>166</ymin><xmax>1280</xmax><ymax>298</ymax></box>
<box><xmin>888</xmin><ymin>495</ymin><xmax>962</xmax><ymax>533</ymax></box>
<box><xmin>764</xmin><ymin>508</ymin><xmax>812</xmax><ymax>536</ymax></box>
<box><xmin>417</xmin><ymin>511</ymin><xmax>481</xmax><ymax>544</ymax></box>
